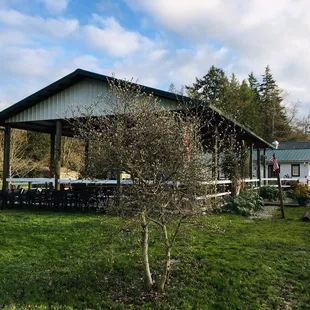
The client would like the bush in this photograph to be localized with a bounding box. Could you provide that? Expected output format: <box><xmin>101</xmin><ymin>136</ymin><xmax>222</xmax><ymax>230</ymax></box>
<box><xmin>225</xmin><ymin>189</ymin><xmax>264</xmax><ymax>216</ymax></box>
<box><xmin>292</xmin><ymin>183</ymin><xmax>310</xmax><ymax>199</ymax></box>
<box><xmin>259</xmin><ymin>185</ymin><xmax>279</xmax><ymax>201</ymax></box>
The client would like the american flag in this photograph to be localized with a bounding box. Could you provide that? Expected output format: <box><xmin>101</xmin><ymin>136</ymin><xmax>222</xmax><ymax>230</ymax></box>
<box><xmin>269</xmin><ymin>153</ymin><xmax>279</xmax><ymax>172</ymax></box>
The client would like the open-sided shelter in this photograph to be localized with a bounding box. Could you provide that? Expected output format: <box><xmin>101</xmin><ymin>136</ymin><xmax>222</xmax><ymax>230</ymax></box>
<box><xmin>0</xmin><ymin>69</ymin><xmax>272</xmax><ymax>190</ymax></box>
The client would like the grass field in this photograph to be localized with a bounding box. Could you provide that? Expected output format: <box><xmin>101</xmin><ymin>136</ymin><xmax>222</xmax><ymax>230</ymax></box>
<box><xmin>0</xmin><ymin>207</ymin><xmax>309</xmax><ymax>309</ymax></box>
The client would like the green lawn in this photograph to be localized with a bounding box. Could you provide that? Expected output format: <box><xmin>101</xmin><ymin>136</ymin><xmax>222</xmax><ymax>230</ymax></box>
<box><xmin>0</xmin><ymin>207</ymin><xmax>309</xmax><ymax>309</ymax></box>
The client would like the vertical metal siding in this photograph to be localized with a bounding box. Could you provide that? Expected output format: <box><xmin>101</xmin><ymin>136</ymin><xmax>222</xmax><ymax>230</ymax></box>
<box><xmin>7</xmin><ymin>79</ymin><xmax>110</xmax><ymax>123</ymax></box>
<box><xmin>6</xmin><ymin>78</ymin><xmax>179</xmax><ymax>123</ymax></box>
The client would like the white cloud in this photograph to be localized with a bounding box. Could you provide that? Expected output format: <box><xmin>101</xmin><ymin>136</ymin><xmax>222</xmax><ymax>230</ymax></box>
<box><xmin>57</xmin><ymin>54</ymin><xmax>103</xmax><ymax>77</ymax></box>
<box><xmin>5</xmin><ymin>47</ymin><xmax>59</xmax><ymax>76</ymax></box>
<box><xmin>125</xmin><ymin>0</ymin><xmax>310</xmax><ymax>116</ymax></box>
<box><xmin>0</xmin><ymin>6</ymin><xmax>80</xmax><ymax>110</ymax></box>
<box><xmin>83</xmin><ymin>15</ymin><xmax>154</xmax><ymax>57</ymax></box>
<box><xmin>96</xmin><ymin>0</ymin><xmax>120</xmax><ymax>12</ymax></box>
<box><xmin>0</xmin><ymin>45</ymin><xmax>62</xmax><ymax>110</ymax></box>
<box><xmin>39</xmin><ymin>0</ymin><xmax>70</xmax><ymax>14</ymax></box>
<box><xmin>103</xmin><ymin>44</ymin><xmax>232</xmax><ymax>91</ymax></box>
<box><xmin>0</xmin><ymin>30</ymin><xmax>32</xmax><ymax>46</ymax></box>
<box><xmin>0</xmin><ymin>9</ymin><xmax>78</xmax><ymax>38</ymax></box>
<box><xmin>1</xmin><ymin>0</ymin><xmax>310</xmax><ymax>122</ymax></box>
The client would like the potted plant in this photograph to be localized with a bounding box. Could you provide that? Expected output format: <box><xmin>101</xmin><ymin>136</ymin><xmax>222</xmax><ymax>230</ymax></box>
<box><xmin>292</xmin><ymin>183</ymin><xmax>310</xmax><ymax>207</ymax></box>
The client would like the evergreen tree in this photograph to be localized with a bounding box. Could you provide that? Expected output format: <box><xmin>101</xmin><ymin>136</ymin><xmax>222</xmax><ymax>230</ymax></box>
<box><xmin>223</xmin><ymin>73</ymin><xmax>240</xmax><ymax>119</ymax></box>
<box><xmin>248</xmin><ymin>72</ymin><xmax>260</xmax><ymax>92</ymax></box>
<box><xmin>238</xmin><ymin>80</ymin><xmax>261</xmax><ymax>133</ymax></box>
<box><xmin>168</xmin><ymin>83</ymin><xmax>177</xmax><ymax>94</ymax></box>
<box><xmin>187</xmin><ymin>65</ymin><xmax>294</xmax><ymax>141</ymax></box>
<box><xmin>259</xmin><ymin>66</ymin><xmax>290</xmax><ymax>141</ymax></box>
<box><xmin>186</xmin><ymin>65</ymin><xmax>228</xmax><ymax>104</ymax></box>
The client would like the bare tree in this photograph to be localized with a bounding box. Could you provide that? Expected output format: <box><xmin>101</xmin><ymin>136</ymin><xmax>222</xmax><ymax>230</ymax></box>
<box><xmin>0</xmin><ymin>129</ymin><xmax>39</xmax><ymax>178</ymax></box>
<box><xmin>70</xmin><ymin>79</ymin><xmax>214</xmax><ymax>292</ymax></box>
<box><xmin>61</xmin><ymin>136</ymin><xmax>84</xmax><ymax>172</ymax></box>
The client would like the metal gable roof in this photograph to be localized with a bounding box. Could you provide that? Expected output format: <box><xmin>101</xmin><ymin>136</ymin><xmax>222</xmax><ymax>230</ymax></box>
<box><xmin>265</xmin><ymin>148</ymin><xmax>310</xmax><ymax>162</ymax></box>
<box><xmin>0</xmin><ymin>69</ymin><xmax>191</xmax><ymax>124</ymax></box>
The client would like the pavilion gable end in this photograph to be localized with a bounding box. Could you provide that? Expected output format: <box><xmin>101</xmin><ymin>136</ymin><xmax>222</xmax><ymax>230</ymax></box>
<box><xmin>6</xmin><ymin>78</ymin><xmax>110</xmax><ymax>123</ymax></box>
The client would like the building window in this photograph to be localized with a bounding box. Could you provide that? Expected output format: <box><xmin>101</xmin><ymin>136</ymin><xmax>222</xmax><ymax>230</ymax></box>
<box><xmin>291</xmin><ymin>164</ymin><xmax>300</xmax><ymax>177</ymax></box>
<box><xmin>268</xmin><ymin>165</ymin><xmax>280</xmax><ymax>178</ymax></box>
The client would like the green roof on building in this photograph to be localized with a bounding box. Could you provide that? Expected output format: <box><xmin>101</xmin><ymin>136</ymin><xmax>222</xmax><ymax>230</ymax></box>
<box><xmin>253</xmin><ymin>142</ymin><xmax>310</xmax><ymax>163</ymax></box>
<box><xmin>265</xmin><ymin>148</ymin><xmax>310</xmax><ymax>163</ymax></box>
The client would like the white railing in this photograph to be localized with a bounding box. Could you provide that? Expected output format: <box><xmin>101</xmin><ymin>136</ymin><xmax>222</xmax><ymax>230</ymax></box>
<box><xmin>260</xmin><ymin>177</ymin><xmax>300</xmax><ymax>182</ymax></box>
<box><xmin>5</xmin><ymin>178</ymin><xmax>134</xmax><ymax>186</ymax></box>
<box><xmin>3</xmin><ymin>177</ymin><xmax>298</xmax><ymax>200</ymax></box>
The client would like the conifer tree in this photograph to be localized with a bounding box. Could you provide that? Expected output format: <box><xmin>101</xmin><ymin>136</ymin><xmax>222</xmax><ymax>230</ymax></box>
<box><xmin>187</xmin><ymin>65</ymin><xmax>294</xmax><ymax>142</ymax></box>
<box><xmin>186</xmin><ymin>65</ymin><xmax>227</xmax><ymax>104</ymax></box>
<box><xmin>238</xmin><ymin>80</ymin><xmax>261</xmax><ymax>133</ymax></box>
<box><xmin>259</xmin><ymin>66</ymin><xmax>289</xmax><ymax>141</ymax></box>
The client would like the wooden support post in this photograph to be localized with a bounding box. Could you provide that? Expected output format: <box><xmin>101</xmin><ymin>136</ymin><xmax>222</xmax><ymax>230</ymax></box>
<box><xmin>49</xmin><ymin>133</ymin><xmax>55</xmax><ymax>178</ymax></box>
<box><xmin>54</xmin><ymin>120</ymin><xmax>62</xmax><ymax>190</ymax></box>
<box><xmin>257</xmin><ymin>148</ymin><xmax>261</xmax><ymax>187</ymax></box>
<box><xmin>2</xmin><ymin>125</ymin><xmax>11</xmax><ymax>191</ymax></box>
<box><xmin>249</xmin><ymin>143</ymin><xmax>253</xmax><ymax>180</ymax></box>
<box><xmin>263</xmin><ymin>148</ymin><xmax>266</xmax><ymax>185</ymax></box>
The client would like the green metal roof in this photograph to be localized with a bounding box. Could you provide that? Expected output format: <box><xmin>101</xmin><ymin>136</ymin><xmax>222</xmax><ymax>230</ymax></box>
<box><xmin>265</xmin><ymin>148</ymin><xmax>310</xmax><ymax>163</ymax></box>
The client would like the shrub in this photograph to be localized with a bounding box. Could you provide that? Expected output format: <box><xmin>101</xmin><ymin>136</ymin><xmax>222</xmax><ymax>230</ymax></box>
<box><xmin>259</xmin><ymin>185</ymin><xmax>279</xmax><ymax>201</ymax></box>
<box><xmin>292</xmin><ymin>183</ymin><xmax>310</xmax><ymax>199</ymax></box>
<box><xmin>225</xmin><ymin>189</ymin><xmax>264</xmax><ymax>216</ymax></box>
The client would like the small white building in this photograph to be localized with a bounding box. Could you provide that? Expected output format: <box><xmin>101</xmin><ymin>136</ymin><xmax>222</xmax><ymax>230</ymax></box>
<box><xmin>260</xmin><ymin>142</ymin><xmax>310</xmax><ymax>183</ymax></box>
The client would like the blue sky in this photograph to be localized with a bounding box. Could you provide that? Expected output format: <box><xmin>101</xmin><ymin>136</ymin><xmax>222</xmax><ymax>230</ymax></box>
<box><xmin>0</xmin><ymin>0</ymin><xmax>309</xmax><ymax>120</ymax></box>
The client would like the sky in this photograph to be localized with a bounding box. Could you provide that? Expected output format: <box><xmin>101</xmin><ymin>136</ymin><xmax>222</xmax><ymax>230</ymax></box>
<box><xmin>0</xmin><ymin>0</ymin><xmax>309</xmax><ymax>120</ymax></box>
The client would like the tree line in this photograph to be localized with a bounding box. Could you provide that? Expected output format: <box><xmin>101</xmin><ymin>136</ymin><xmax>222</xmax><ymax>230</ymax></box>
<box><xmin>171</xmin><ymin>65</ymin><xmax>308</xmax><ymax>143</ymax></box>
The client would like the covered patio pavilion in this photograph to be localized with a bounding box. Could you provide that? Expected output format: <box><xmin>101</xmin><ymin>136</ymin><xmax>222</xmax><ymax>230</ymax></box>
<box><xmin>0</xmin><ymin>69</ymin><xmax>272</xmax><ymax>191</ymax></box>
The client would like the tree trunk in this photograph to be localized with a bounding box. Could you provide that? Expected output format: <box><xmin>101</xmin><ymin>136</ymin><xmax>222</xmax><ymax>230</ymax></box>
<box><xmin>158</xmin><ymin>223</ymin><xmax>171</xmax><ymax>292</ymax></box>
<box><xmin>141</xmin><ymin>210</ymin><xmax>153</xmax><ymax>289</ymax></box>
<box><xmin>158</xmin><ymin>246</ymin><xmax>171</xmax><ymax>293</ymax></box>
